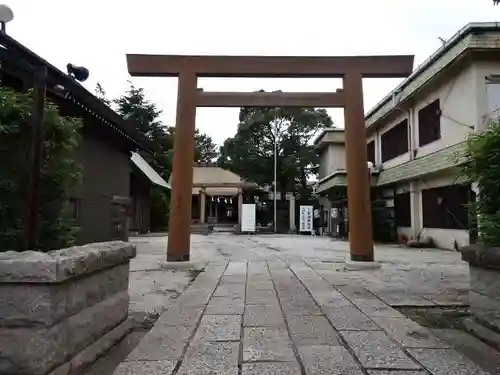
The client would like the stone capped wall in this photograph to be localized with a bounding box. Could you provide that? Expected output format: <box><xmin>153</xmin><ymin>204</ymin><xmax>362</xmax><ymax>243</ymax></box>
<box><xmin>0</xmin><ymin>241</ymin><xmax>136</xmax><ymax>375</ymax></box>
<box><xmin>469</xmin><ymin>265</ymin><xmax>500</xmax><ymax>332</ymax></box>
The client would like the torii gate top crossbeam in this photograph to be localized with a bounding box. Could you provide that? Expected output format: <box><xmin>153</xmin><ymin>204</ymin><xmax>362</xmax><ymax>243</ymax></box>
<box><xmin>126</xmin><ymin>54</ymin><xmax>414</xmax><ymax>78</ymax></box>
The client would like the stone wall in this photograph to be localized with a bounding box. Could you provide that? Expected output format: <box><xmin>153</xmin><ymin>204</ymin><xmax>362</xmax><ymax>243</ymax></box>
<box><xmin>469</xmin><ymin>265</ymin><xmax>500</xmax><ymax>332</ymax></box>
<box><xmin>0</xmin><ymin>241</ymin><xmax>136</xmax><ymax>375</ymax></box>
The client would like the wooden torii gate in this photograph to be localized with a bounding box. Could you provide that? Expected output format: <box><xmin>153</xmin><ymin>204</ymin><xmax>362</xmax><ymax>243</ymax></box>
<box><xmin>126</xmin><ymin>54</ymin><xmax>414</xmax><ymax>262</ymax></box>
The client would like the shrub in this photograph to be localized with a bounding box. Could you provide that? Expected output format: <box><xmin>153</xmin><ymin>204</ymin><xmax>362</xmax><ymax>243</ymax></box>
<box><xmin>372</xmin><ymin>198</ymin><xmax>396</xmax><ymax>242</ymax></box>
<box><xmin>462</xmin><ymin>121</ymin><xmax>500</xmax><ymax>246</ymax></box>
<box><xmin>0</xmin><ymin>85</ymin><xmax>82</xmax><ymax>252</ymax></box>
<box><xmin>150</xmin><ymin>187</ymin><xmax>170</xmax><ymax>231</ymax></box>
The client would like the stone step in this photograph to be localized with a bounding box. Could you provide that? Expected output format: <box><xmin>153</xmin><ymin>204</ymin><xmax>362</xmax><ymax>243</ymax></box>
<box><xmin>190</xmin><ymin>224</ymin><xmax>213</xmax><ymax>235</ymax></box>
<box><xmin>213</xmin><ymin>224</ymin><xmax>236</xmax><ymax>232</ymax></box>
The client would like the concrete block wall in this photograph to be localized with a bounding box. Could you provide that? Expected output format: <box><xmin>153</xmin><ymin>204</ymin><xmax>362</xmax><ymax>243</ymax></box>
<box><xmin>0</xmin><ymin>241</ymin><xmax>136</xmax><ymax>375</ymax></box>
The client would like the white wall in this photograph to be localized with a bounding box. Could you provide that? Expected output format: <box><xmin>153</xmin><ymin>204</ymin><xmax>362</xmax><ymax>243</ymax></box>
<box><xmin>319</xmin><ymin>150</ymin><xmax>329</xmax><ymax>179</ymax></box>
<box><xmin>319</xmin><ymin>143</ymin><xmax>346</xmax><ymax>178</ymax></box>
<box><xmin>397</xmin><ymin>227</ymin><xmax>413</xmax><ymax>241</ymax></box>
<box><xmin>368</xmin><ymin>62</ymin><xmax>485</xmax><ymax>171</ymax></box>
<box><xmin>473</xmin><ymin>60</ymin><xmax>500</xmax><ymax>130</ymax></box>
<box><xmin>413</xmin><ymin>66</ymin><xmax>477</xmax><ymax>158</ymax></box>
<box><xmin>328</xmin><ymin>145</ymin><xmax>346</xmax><ymax>172</ymax></box>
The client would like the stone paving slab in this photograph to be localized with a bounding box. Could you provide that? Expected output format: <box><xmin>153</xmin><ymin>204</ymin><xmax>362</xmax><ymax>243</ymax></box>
<box><xmin>408</xmin><ymin>348</ymin><xmax>491</xmax><ymax>375</ymax></box>
<box><xmin>352</xmin><ymin>298</ymin><xmax>407</xmax><ymax>318</ymax></box>
<box><xmin>194</xmin><ymin>315</ymin><xmax>241</xmax><ymax>341</ymax></box>
<box><xmin>113</xmin><ymin>360</ymin><xmax>176</xmax><ymax>375</ymax></box>
<box><xmin>373</xmin><ymin>291</ymin><xmax>436</xmax><ymax>306</ymax></box>
<box><xmin>298</xmin><ymin>345</ymin><xmax>364</xmax><ymax>375</ymax></box>
<box><xmin>247</xmin><ymin>280</ymin><xmax>275</xmax><ymax>291</ymax></box>
<box><xmin>372</xmin><ymin>317</ymin><xmax>449</xmax><ymax>349</ymax></box>
<box><xmin>246</xmin><ymin>289</ymin><xmax>279</xmax><ymax>305</ymax></box>
<box><xmin>125</xmin><ymin>325</ymin><xmax>194</xmax><ymax>361</ymax></box>
<box><xmin>287</xmin><ymin>315</ymin><xmax>342</xmax><ymax>346</ymax></box>
<box><xmin>312</xmin><ymin>293</ymin><xmax>354</xmax><ymax>307</ymax></box>
<box><xmin>323</xmin><ymin>305</ymin><xmax>381</xmax><ymax>331</ymax></box>
<box><xmin>155</xmin><ymin>305</ymin><xmax>204</xmax><ymax>326</ymax></box>
<box><xmin>206</xmin><ymin>296</ymin><xmax>245</xmax><ymax>314</ymax></box>
<box><xmin>174</xmin><ymin>289</ymin><xmax>213</xmax><ymax>306</ymax></box>
<box><xmin>341</xmin><ymin>331</ymin><xmax>422</xmax><ymax>370</ymax></box>
<box><xmin>113</xmin><ymin>235</ymin><xmax>493</xmax><ymax>375</ymax></box>
<box><xmin>177</xmin><ymin>341</ymin><xmax>239</xmax><ymax>375</ymax></box>
<box><xmin>220</xmin><ymin>274</ymin><xmax>247</xmax><ymax>284</ymax></box>
<box><xmin>213</xmin><ymin>283</ymin><xmax>246</xmax><ymax>297</ymax></box>
<box><xmin>367</xmin><ymin>371</ymin><xmax>425</xmax><ymax>375</ymax></box>
<box><xmin>241</xmin><ymin>362</ymin><xmax>302</xmax><ymax>375</ymax></box>
<box><xmin>243</xmin><ymin>326</ymin><xmax>296</xmax><ymax>361</ymax></box>
<box><xmin>244</xmin><ymin>304</ymin><xmax>285</xmax><ymax>326</ymax></box>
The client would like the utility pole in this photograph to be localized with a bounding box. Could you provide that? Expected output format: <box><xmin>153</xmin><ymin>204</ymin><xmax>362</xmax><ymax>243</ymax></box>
<box><xmin>273</xmin><ymin>122</ymin><xmax>278</xmax><ymax>233</ymax></box>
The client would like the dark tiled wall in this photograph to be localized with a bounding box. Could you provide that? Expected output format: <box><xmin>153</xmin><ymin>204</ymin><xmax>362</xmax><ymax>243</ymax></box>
<box><xmin>76</xmin><ymin>136</ymin><xmax>130</xmax><ymax>244</ymax></box>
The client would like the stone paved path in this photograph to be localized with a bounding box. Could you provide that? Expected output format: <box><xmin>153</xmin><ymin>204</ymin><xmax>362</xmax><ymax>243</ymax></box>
<box><xmin>114</xmin><ymin>234</ymin><xmax>490</xmax><ymax>374</ymax></box>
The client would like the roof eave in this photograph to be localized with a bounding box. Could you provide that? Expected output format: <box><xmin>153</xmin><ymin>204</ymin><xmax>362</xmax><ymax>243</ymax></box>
<box><xmin>0</xmin><ymin>33</ymin><xmax>155</xmax><ymax>154</ymax></box>
<box><xmin>364</xmin><ymin>22</ymin><xmax>500</xmax><ymax>126</ymax></box>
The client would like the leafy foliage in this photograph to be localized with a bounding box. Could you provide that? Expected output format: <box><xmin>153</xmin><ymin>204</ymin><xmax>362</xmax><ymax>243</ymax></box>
<box><xmin>106</xmin><ymin>82</ymin><xmax>218</xmax><ymax>230</ymax></box>
<box><xmin>462</xmin><ymin>121</ymin><xmax>500</xmax><ymax>246</ymax></box>
<box><xmin>372</xmin><ymin>198</ymin><xmax>396</xmax><ymax>242</ymax></box>
<box><xmin>194</xmin><ymin>129</ymin><xmax>219</xmax><ymax>163</ymax></box>
<box><xmin>95</xmin><ymin>82</ymin><xmax>111</xmax><ymax>106</ymax></box>
<box><xmin>0</xmin><ymin>85</ymin><xmax>82</xmax><ymax>251</ymax></box>
<box><xmin>218</xmin><ymin>96</ymin><xmax>333</xmax><ymax>198</ymax></box>
<box><xmin>111</xmin><ymin>82</ymin><xmax>219</xmax><ymax>175</ymax></box>
<box><xmin>114</xmin><ymin>83</ymin><xmax>164</xmax><ymax>137</ymax></box>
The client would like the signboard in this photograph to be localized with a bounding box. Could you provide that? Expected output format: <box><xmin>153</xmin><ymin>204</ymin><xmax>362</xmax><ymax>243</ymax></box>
<box><xmin>299</xmin><ymin>205</ymin><xmax>314</xmax><ymax>233</ymax></box>
<box><xmin>241</xmin><ymin>204</ymin><xmax>256</xmax><ymax>232</ymax></box>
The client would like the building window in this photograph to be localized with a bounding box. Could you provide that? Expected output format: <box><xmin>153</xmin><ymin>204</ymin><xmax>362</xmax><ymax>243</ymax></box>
<box><xmin>394</xmin><ymin>192</ymin><xmax>411</xmax><ymax>227</ymax></box>
<box><xmin>381</xmin><ymin>119</ymin><xmax>409</xmax><ymax>162</ymax></box>
<box><xmin>422</xmin><ymin>184</ymin><xmax>474</xmax><ymax>230</ymax></box>
<box><xmin>486</xmin><ymin>81</ymin><xmax>500</xmax><ymax>122</ymax></box>
<box><xmin>418</xmin><ymin>99</ymin><xmax>441</xmax><ymax>146</ymax></box>
<box><xmin>367</xmin><ymin>141</ymin><xmax>375</xmax><ymax>164</ymax></box>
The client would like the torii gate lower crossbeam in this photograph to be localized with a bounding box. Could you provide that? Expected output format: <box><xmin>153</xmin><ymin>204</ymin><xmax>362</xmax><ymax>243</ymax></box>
<box><xmin>126</xmin><ymin>54</ymin><xmax>414</xmax><ymax>262</ymax></box>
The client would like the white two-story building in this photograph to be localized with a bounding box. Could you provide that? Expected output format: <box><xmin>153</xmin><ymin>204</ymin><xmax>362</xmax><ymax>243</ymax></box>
<box><xmin>316</xmin><ymin>22</ymin><xmax>500</xmax><ymax>250</ymax></box>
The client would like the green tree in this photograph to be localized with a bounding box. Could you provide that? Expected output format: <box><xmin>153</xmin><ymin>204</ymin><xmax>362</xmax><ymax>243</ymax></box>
<box><xmin>194</xmin><ymin>129</ymin><xmax>218</xmax><ymax>163</ymax></box>
<box><xmin>111</xmin><ymin>83</ymin><xmax>219</xmax><ymax>230</ymax></box>
<box><xmin>95</xmin><ymin>82</ymin><xmax>111</xmax><ymax>106</ymax></box>
<box><xmin>0</xmin><ymin>86</ymin><xmax>82</xmax><ymax>251</ymax></box>
<box><xmin>114</xmin><ymin>82</ymin><xmax>164</xmax><ymax>137</ymax></box>
<box><xmin>218</xmin><ymin>92</ymin><xmax>333</xmax><ymax>199</ymax></box>
<box><xmin>113</xmin><ymin>82</ymin><xmax>219</xmax><ymax>172</ymax></box>
<box><xmin>462</xmin><ymin>121</ymin><xmax>500</xmax><ymax>246</ymax></box>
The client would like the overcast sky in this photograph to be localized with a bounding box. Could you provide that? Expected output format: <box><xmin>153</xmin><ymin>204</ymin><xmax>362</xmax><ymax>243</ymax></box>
<box><xmin>7</xmin><ymin>0</ymin><xmax>499</xmax><ymax>145</ymax></box>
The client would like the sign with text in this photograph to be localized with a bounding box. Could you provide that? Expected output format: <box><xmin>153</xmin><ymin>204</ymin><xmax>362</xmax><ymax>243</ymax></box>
<box><xmin>299</xmin><ymin>205</ymin><xmax>314</xmax><ymax>233</ymax></box>
<box><xmin>241</xmin><ymin>204</ymin><xmax>256</xmax><ymax>232</ymax></box>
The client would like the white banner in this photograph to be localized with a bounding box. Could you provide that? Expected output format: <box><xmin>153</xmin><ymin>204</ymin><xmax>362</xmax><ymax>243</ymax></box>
<box><xmin>299</xmin><ymin>205</ymin><xmax>314</xmax><ymax>233</ymax></box>
<box><xmin>241</xmin><ymin>204</ymin><xmax>256</xmax><ymax>232</ymax></box>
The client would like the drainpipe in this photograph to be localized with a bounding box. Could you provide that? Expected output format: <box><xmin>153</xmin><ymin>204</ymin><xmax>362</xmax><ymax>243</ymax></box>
<box><xmin>408</xmin><ymin>106</ymin><xmax>422</xmax><ymax>239</ymax></box>
<box><xmin>375</xmin><ymin>130</ymin><xmax>381</xmax><ymax>166</ymax></box>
